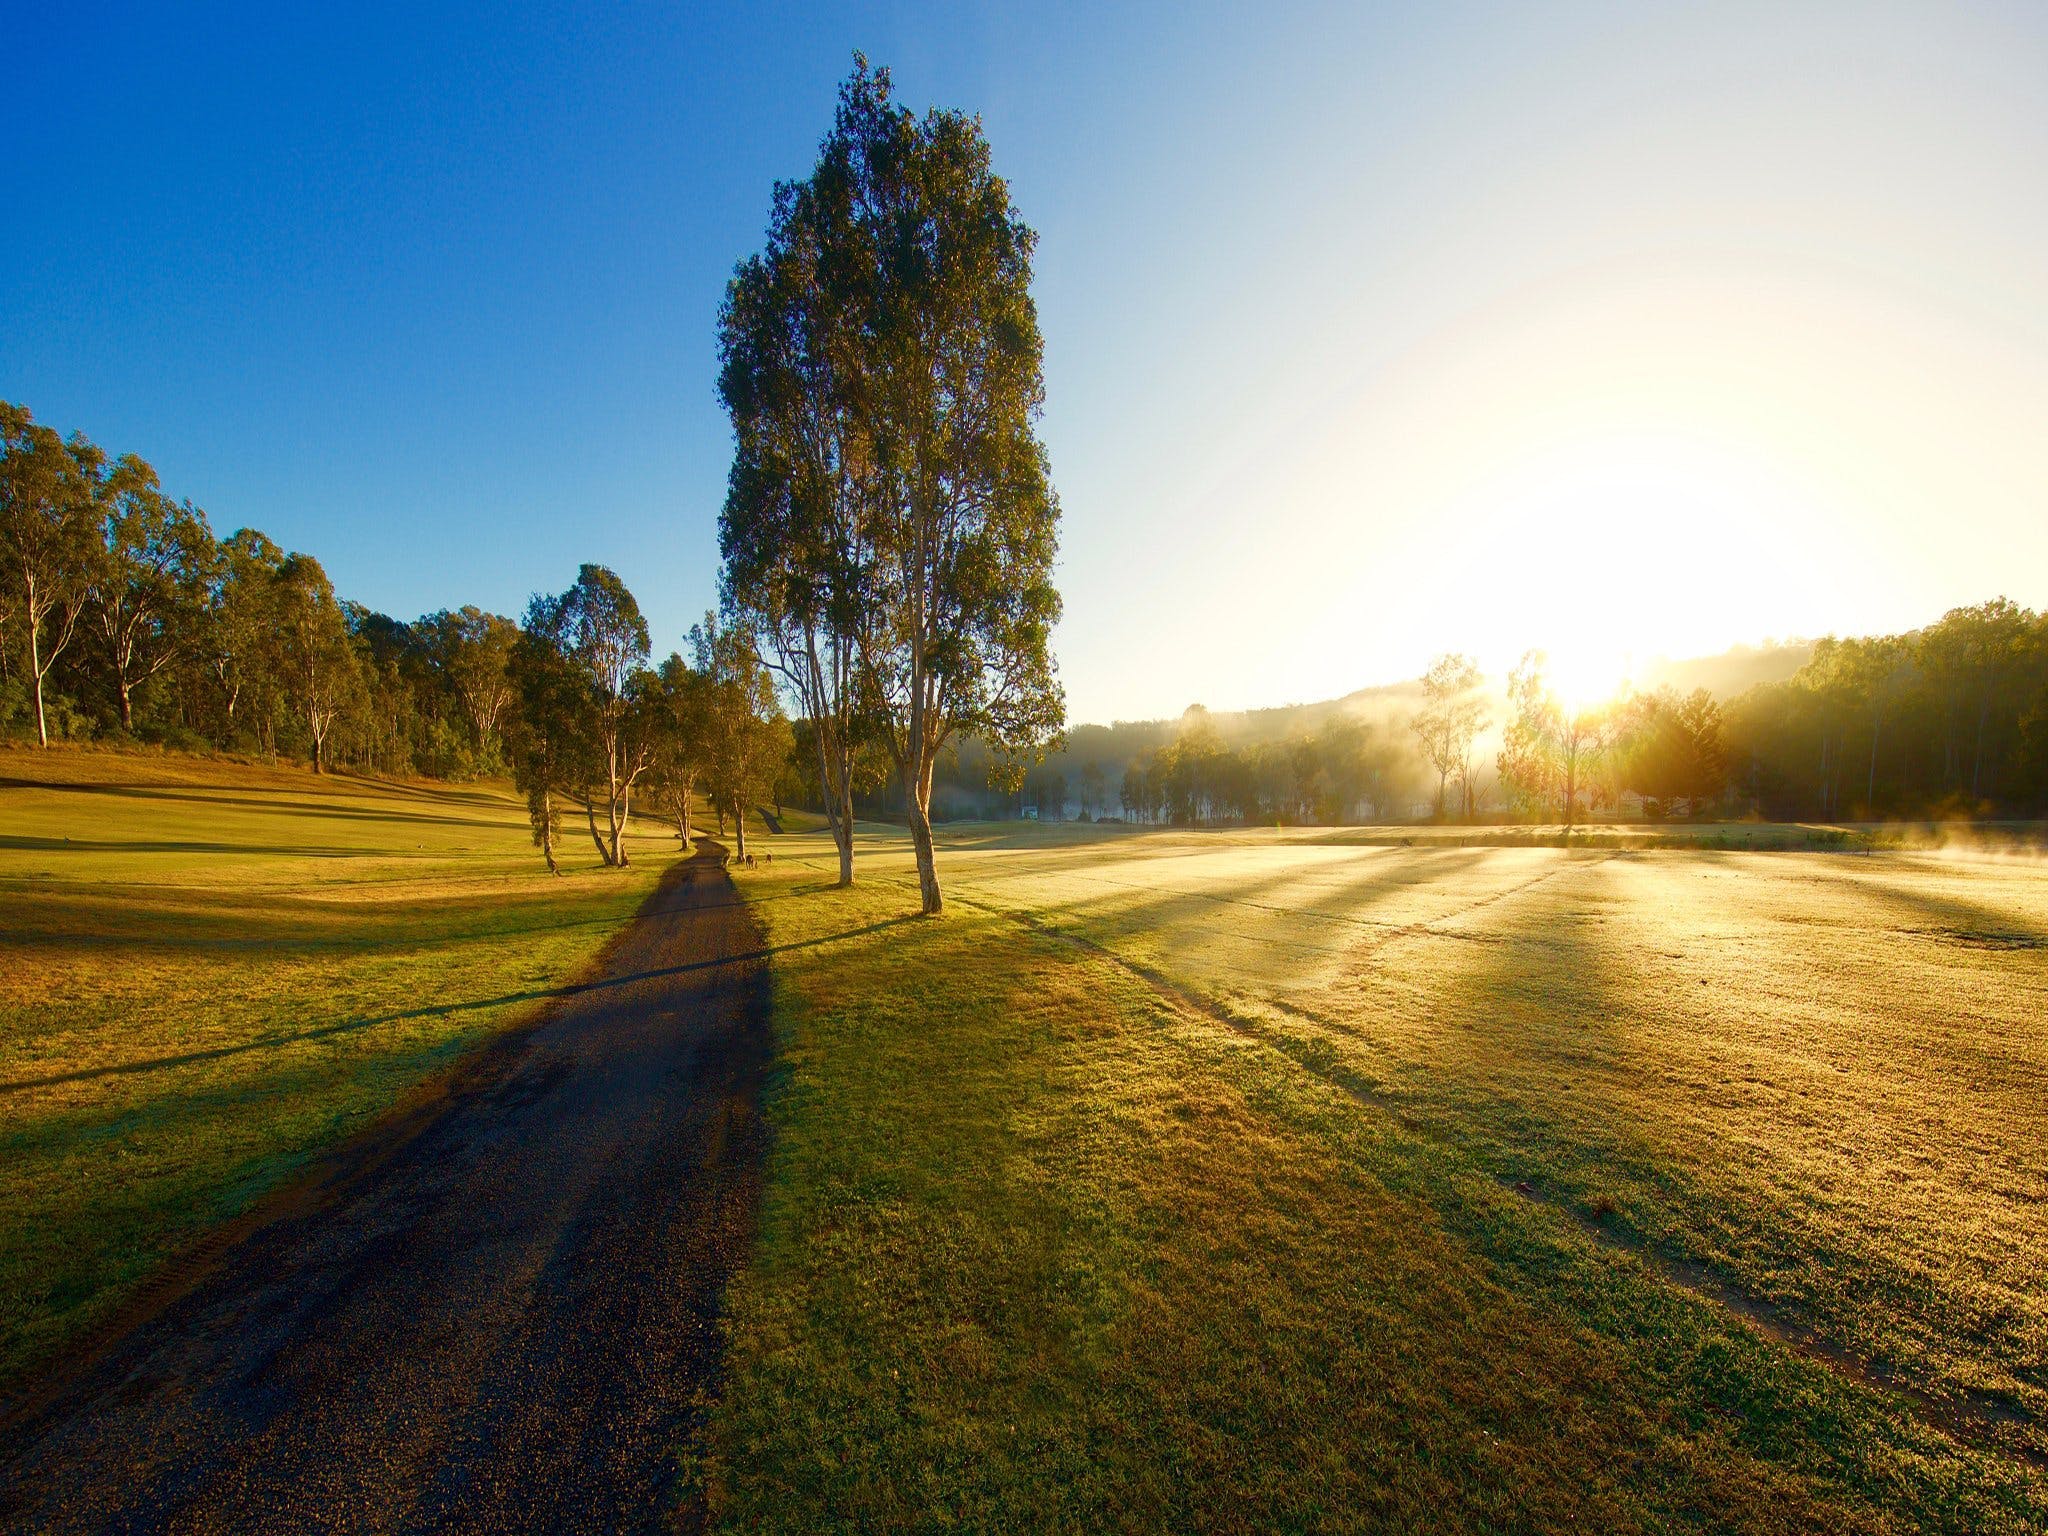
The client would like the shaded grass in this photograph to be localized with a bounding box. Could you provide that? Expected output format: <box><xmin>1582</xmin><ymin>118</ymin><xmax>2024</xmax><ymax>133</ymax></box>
<box><xmin>0</xmin><ymin>745</ymin><xmax>700</xmax><ymax>1394</ymax></box>
<box><xmin>702</xmin><ymin>823</ymin><xmax>2047</xmax><ymax>1530</ymax></box>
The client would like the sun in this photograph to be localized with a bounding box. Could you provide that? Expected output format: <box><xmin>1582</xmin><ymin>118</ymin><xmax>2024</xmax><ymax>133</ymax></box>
<box><xmin>1545</xmin><ymin>646</ymin><xmax>1633</xmax><ymax>716</ymax></box>
<box><xmin>1412</xmin><ymin>430</ymin><xmax>1841</xmax><ymax>709</ymax></box>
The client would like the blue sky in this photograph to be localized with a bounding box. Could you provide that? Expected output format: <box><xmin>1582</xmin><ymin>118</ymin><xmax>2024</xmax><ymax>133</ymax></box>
<box><xmin>7</xmin><ymin>3</ymin><xmax>2047</xmax><ymax>723</ymax></box>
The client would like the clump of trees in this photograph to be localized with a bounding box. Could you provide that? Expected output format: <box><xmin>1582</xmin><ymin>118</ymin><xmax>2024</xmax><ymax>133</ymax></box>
<box><xmin>505</xmin><ymin>578</ymin><xmax>790</xmax><ymax>876</ymax></box>
<box><xmin>1114</xmin><ymin>705</ymin><xmax>1414</xmax><ymax>826</ymax></box>
<box><xmin>15</xmin><ymin>387</ymin><xmax>2045</xmax><ymax>845</ymax></box>
<box><xmin>1485</xmin><ymin>600</ymin><xmax>2048</xmax><ymax>826</ymax></box>
<box><xmin>718</xmin><ymin>58</ymin><xmax>1063</xmax><ymax>914</ymax></box>
<box><xmin>1</xmin><ymin>401</ymin><xmax>523</xmax><ymax>776</ymax></box>
<box><xmin>1491</xmin><ymin>655</ymin><xmax>1728</xmax><ymax>830</ymax></box>
<box><xmin>1727</xmin><ymin>600</ymin><xmax>2048</xmax><ymax>819</ymax></box>
<box><xmin>1</xmin><ymin>402</ymin><xmax>788</xmax><ymax>875</ymax></box>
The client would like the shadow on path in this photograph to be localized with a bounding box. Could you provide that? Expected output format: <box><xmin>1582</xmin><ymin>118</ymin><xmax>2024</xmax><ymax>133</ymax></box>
<box><xmin>0</xmin><ymin>912</ymin><xmax>911</xmax><ymax>1096</ymax></box>
<box><xmin>1</xmin><ymin>840</ymin><xmax>778</xmax><ymax>1534</ymax></box>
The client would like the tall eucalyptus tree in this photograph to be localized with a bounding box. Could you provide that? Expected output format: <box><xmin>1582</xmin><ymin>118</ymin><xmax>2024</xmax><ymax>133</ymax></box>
<box><xmin>1</xmin><ymin>403</ymin><xmax>110</xmax><ymax>745</ymax></box>
<box><xmin>719</xmin><ymin>59</ymin><xmax>1064</xmax><ymax>915</ymax></box>
<box><xmin>556</xmin><ymin>564</ymin><xmax>651</xmax><ymax>867</ymax></box>
<box><xmin>719</xmin><ymin>157</ymin><xmax>874</xmax><ymax>886</ymax></box>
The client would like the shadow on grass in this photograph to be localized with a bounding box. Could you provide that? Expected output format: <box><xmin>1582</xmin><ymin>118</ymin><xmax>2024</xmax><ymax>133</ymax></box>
<box><xmin>0</xmin><ymin>836</ymin><xmax>369</xmax><ymax>857</ymax></box>
<box><xmin>1813</xmin><ymin>861</ymin><xmax>2048</xmax><ymax>950</ymax></box>
<box><xmin>0</xmin><ymin>781</ymin><xmax>513</xmax><ymax>832</ymax></box>
<box><xmin>0</xmin><ymin>914</ymin><xmax>917</xmax><ymax>1096</ymax></box>
<box><xmin>4</xmin><ymin>904</ymin><xmax>644</xmax><ymax>954</ymax></box>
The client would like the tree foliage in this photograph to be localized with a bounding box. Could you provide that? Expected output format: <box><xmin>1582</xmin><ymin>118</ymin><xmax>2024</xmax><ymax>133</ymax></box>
<box><xmin>718</xmin><ymin>152</ymin><xmax>875</xmax><ymax>886</ymax></box>
<box><xmin>1726</xmin><ymin>600</ymin><xmax>2048</xmax><ymax>818</ymax></box>
<box><xmin>690</xmin><ymin>613</ymin><xmax>791</xmax><ymax>864</ymax></box>
<box><xmin>718</xmin><ymin>58</ymin><xmax>1063</xmax><ymax>914</ymax></box>
<box><xmin>1411</xmin><ymin>653</ymin><xmax>1487</xmax><ymax>821</ymax></box>
<box><xmin>505</xmin><ymin>593</ymin><xmax>595</xmax><ymax>875</ymax></box>
<box><xmin>2</xmin><ymin>398</ymin><xmax>536</xmax><ymax>777</ymax></box>
<box><xmin>1616</xmin><ymin>688</ymin><xmax>1728</xmax><ymax>819</ymax></box>
<box><xmin>1</xmin><ymin>403</ymin><xmax>109</xmax><ymax>745</ymax></box>
<box><xmin>554</xmin><ymin>564</ymin><xmax>653</xmax><ymax>866</ymax></box>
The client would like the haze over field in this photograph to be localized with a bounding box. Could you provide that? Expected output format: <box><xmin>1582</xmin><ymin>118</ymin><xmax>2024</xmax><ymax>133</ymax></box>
<box><xmin>8</xmin><ymin>3</ymin><xmax>2048</xmax><ymax>722</ymax></box>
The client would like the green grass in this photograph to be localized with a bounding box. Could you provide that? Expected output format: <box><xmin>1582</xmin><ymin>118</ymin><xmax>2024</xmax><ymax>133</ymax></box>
<box><xmin>6</xmin><ymin>760</ymin><xmax>2042</xmax><ymax>1527</ymax></box>
<box><xmin>0</xmin><ymin>744</ymin><xmax>689</xmax><ymax>1394</ymax></box>
<box><xmin>703</xmin><ymin>819</ymin><xmax>2048</xmax><ymax>1532</ymax></box>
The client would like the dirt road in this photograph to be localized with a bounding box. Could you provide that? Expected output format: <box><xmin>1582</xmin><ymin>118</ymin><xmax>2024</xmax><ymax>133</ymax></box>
<box><xmin>0</xmin><ymin>846</ymin><xmax>768</xmax><ymax>1534</ymax></box>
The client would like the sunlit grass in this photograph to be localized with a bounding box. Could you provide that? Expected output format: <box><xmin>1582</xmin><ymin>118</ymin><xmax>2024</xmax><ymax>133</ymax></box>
<box><xmin>704</xmin><ymin>817</ymin><xmax>2048</xmax><ymax>1528</ymax></box>
<box><xmin>0</xmin><ymin>745</ymin><xmax>685</xmax><ymax>1393</ymax></box>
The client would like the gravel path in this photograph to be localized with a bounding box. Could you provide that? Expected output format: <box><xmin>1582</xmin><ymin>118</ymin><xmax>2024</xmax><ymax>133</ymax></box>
<box><xmin>0</xmin><ymin>845</ymin><xmax>769</xmax><ymax>1534</ymax></box>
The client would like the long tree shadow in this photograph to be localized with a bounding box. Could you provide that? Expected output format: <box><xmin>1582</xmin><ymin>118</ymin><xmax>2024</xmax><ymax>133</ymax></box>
<box><xmin>4</xmin><ymin>906</ymin><xmax>654</xmax><ymax>954</ymax></box>
<box><xmin>0</xmin><ymin>914</ymin><xmax>917</xmax><ymax>1096</ymax></box>
<box><xmin>972</xmin><ymin>845</ymin><xmax>1509</xmax><ymax>979</ymax></box>
<box><xmin>0</xmin><ymin>782</ymin><xmax>513</xmax><ymax>832</ymax></box>
<box><xmin>1</xmin><ymin>836</ymin><xmax>373</xmax><ymax>858</ymax></box>
<box><xmin>1286</xmin><ymin>852</ymin><xmax>2048</xmax><ymax>1461</ymax></box>
<box><xmin>1804</xmin><ymin>857</ymin><xmax>2048</xmax><ymax>949</ymax></box>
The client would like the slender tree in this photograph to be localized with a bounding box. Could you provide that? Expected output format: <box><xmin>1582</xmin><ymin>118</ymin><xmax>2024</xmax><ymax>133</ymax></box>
<box><xmin>1497</xmin><ymin>652</ymin><xmax>1557</xmax><ymax>819</ymax></box>
<box><xmin>555</xmin><ymin>565</ymin><xmax>652</xmax><ymax>867</ymax></box>
<box><xmin>273</xmin><ymin>553</ymin><xmax>361</xmax><ymax>773</ymax></box>
<box><xmin>1</xmin><ymin>404</ymin><xmax>112</xmax><ymax>745</ymax></box>
<box><xmin>826</xmin><ymin>59</ymin><xmax>1064</xmax><ymax>912</ymax></box>
<box><xmin>204</xmin><ymin>529</ymin><xmax>286</xmax><ymax>750</ymax></box>
<box><xmin>718</xmin><ymin>156</ymin><xmax>876</xmax><ymax>886</ymax></box>
<box><xmin>1411</xmin><ymin>653</ymin><xmax>1484</xmax><ymax>820</ymax></box>
<box><xmin>96</xmin><ymin>472</ymin><xmax>217</xmax><ymax>733</ymax></box>
<box><xmin>640</xmin><ymin>653</ymin><xmax>711</xmax><ymax>848</ymax></box>
<box><xmin>506</xmin><ymin>593</ymin><xmax>593</xmax><ymax>875</ymax></box>
<box><xmin>1555</xmin><ymin>698</ymin><xmax>1606</xmax><ymax>837</ymax></box>
<box><xmin>691</xmin><ymin>614</ymin><xmax>790</xmax><ymax>864</ymax></box>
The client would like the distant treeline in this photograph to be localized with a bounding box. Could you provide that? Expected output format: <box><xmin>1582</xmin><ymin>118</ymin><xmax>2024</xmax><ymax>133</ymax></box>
<box><xmin>897</xmin><ymin>603</ymin><xmax>2048</xmax><ymax>827</ymax></box>
<box><xmin>1726</xmin><ymin>603</ymin><xmax>2048</xmax><ymax>819</ymax></box>
<box><xmin>7</xmin><ymin>398</ymin><xmax>2043</xmax><ymax>829</ymax></box>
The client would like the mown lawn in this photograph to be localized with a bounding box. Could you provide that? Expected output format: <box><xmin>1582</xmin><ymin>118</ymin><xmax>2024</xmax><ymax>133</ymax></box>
<box><xmin>703</xmin><ymin>819</ymin><xmax>2048</xmax><ymax>1533</ymax></box>
<box><xmin>0</xmin><ymin>745</ymin><xmax>682</xmax><ymax>1394</ymax></box>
